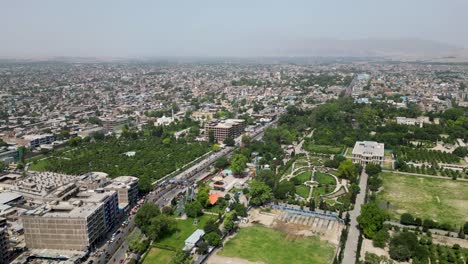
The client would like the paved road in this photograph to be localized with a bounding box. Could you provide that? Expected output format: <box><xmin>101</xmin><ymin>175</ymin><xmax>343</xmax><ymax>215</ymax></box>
<box><xmin>342</xmin><ymin>170</ymin><xmax>368</xmax><ymax>264</ymax></box>
<box><xmin>96</xmin><ymin>120</ymin><xmax>279</xmax><ymax>263</ymax></box>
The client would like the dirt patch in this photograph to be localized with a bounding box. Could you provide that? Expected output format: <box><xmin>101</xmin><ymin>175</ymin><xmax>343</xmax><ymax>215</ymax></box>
<box><xmin>207</xmin><ymin>254</ymin><xmax>264</xmax><ymax>264</ymax></box>
<box><xmin>432</xmin><ymin>234</ymin><xmax>468</xmax><ymax>248</ymax></box>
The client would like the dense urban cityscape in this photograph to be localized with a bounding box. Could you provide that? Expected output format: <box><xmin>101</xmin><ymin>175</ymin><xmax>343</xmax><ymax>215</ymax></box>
<box><xmin>1</xmin><ymin>1</ymin><xmax>468</xmax><ymax>264</ymax></box>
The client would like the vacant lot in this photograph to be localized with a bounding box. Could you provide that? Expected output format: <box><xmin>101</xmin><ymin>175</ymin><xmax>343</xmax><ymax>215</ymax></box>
<box><xmin>377</xmin><ymin>172</ymin><xmax>468</xmax><ymax>227</ymax></box>
<box><xmin>143</xmin><ymin>247</ymin><xmax>175</xmax><ymax>264</ymax></box>
<box><xmin>218</xmin><ymin>225</ymin><xmax>335</xmax><ymax>264</ymax></box>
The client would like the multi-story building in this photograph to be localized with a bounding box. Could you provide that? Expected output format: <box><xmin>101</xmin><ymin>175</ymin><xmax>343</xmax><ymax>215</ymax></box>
<box><xmin>21</xmin><ymin>191</ymin><xmax>118</xmax><ymax>251</ymax></box>
<box><xmin>205</xmin><ymin>119</ymin><xmax>246</xmax><ymax>143</ymax></box>
<box><xmin>104</xmin><ymin>176</ymin><xmax>139</xmax><ymax>210</ymax></box>
<box><xmin>351</xmin><ymin>141</ymin><xmax>385</xmax><ymax>167</ymax></box>
<box><xmin>101</xmin><ymin>116</ymin><xmax>129</xmax><ymax>132</ymax></box>
<box><xmin>22</xmin><ymin>134</ymin><xmax>54</xmax><ymax>149</ymax></box>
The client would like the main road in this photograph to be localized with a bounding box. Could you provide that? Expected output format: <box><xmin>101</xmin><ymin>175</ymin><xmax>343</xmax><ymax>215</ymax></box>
<box><xmin>342</xmin><ymin>170</ymin><xmax>368</xmax><ymax>264</ymax></box>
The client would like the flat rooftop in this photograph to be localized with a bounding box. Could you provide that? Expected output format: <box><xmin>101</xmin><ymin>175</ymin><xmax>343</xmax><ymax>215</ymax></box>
<box><xmin>352</xmin><ymin>141</ymin><xmax>385</xmax><ymax>157</ymax></box>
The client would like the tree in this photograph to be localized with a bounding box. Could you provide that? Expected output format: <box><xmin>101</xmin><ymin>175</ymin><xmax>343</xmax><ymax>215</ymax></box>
<box><xmin>232</xmin><ymin>203</ymin><xmax>247</xmax><ymax>217</ymax></box>
<box><xmin>138</xmin><ymin>174</ymin><xmax>153</xmax><ymax>193</ymax></box>
<box><xmin>453</xmin><ymin>147</ymin><xmax>468</xmax><ymax>158</ymax></box>
<box><xmin>171</xmin><ymin>250</ymin><xmax>193</xmax><ymax>264</ymax></box>
<box><xmin>212</xmin><ymin>144</ymin><xmax>220</xmax><ymax>152</ymax></box>
<box><xmin>249</xmin><ymin>180</ymin><xmax>272</xmax><ymax>206</ymax></box>
<box><xmin>256</xmin><ymin>169</ymin><xmax>276</xmax><ymax>189</ymax></box>
<box><xmin>185</xmin><ymin>201</ymin><xmax>203</xmax><ymax>218</ymax></box>
<box><xmin>389</xmin><ymin>232</ymin><xmax>423</xmax><ymax>262</ymax></box>
<box><xmin>365</xmin><ymin>163</ymin><xmax>382</xmax><ymax>177</ymax></box>
<box><xmin>147</xmin><ymin>214</ymin><xmax>177</xmax><ymax>241</ymax></box>
<box><xmin>204</xmin><ymin>232</ymin><xmax>221</xmax><ymax>246</ymax></box>
<box><xmin>208</xmin><ymin>130</ymin><xmax>215</xmax><ymax>144</ymax></box>
<box><xmin>223</xmin><ymin>211</ymin><xmax>238</xmax><ymax>233</ymax></box>
<box><xmin>203</xmin><ymin>219</ymin><xmax>221</xmax><ymax>235</ymax></box>
<box><xmin>274</xmin><ymin>181</ymin><xmax>295</xmax><ymax>199</ymax></box>
<box><xmin>357</xmin><ymin>202</ymin><xmax>388</xmax><ymax>238</ymax></box>
<box><xmin>338</xmin><ymin>159</ymin><xmax>357</xmax><ymax>181</ymax></box>
<box><xmin>0</xmin><ymin>161</ymin><xmax>5</xmax><ymax>172</ymax></box>
<box><xmin>309</xmin><ymin>199</ymin><xmax>316</xmax><ymax>211</ymax></box>
<box><xmin>400</xmin><ymin>213</ymin><xmax>415</xmax><ymax>225</ymax></box>
<box><xmin>223</xmin><ymin>137</ymin><xmax>235</xmax><ymax>147</ymax></box>
<box><xmin>372</xmin><ymin>228</ymin><xmax>390</xmax><ymax>248</ymax></box>
<box><xmin>135</xmin><ymin>203</ymin><xmax>161</xmax><ymax>234</ymax></box>
<box><xmin>230</xmin><ymin>154</ymin><xmax>248</xmax><ymax>175</ymax></box>
<box><xmin>241</xmin><ymin>135</ymin><xmax>251</xmax><ymax>148</ymax></box>
<box><xmin>214</xmin><ymin>157</ymin><xmax>230</xmax><ymax>169</ymax></box>
<box><xmin>197</xmin><ymin>240</ymin><xmax>209</xmax><ymax>254</ymax></box>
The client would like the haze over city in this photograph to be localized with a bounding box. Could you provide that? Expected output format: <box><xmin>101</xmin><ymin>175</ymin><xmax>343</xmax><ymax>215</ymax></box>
<box><xmin>2</xmin><ymin>0</ymin><xmax>468</xmax><ymax>58</ymax></box>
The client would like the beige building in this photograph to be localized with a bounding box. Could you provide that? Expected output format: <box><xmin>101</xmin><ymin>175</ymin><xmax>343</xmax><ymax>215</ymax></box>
<box><xmin>21</xmin><ymin>191</ymin><xmax>118</xmax><ymax>251</ymax></box>
<box><xmin>351</xmin><ymin>141</ymin><xmax>385</xmax><ymax>167</ymax></box>
<box><xmin>104</xmin><ymin>176</ymin><xmax>138</xmax><ymax>209</ymax></box>
<box><xmin>0</xmin><ymin>221</ymin><xmax>9</xmax><ymax>264</ymax></box>
<box><xmin>205</xmin><ymin>119</ymin><xmax>246</xmax><ymax>143</ymax></box>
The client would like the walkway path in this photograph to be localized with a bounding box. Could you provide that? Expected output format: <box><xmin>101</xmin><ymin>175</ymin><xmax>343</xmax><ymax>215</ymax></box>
<box><xmin>342</xmin><ymin>170</ymin><xmax>369</xmax><ymax>264</ymax></box>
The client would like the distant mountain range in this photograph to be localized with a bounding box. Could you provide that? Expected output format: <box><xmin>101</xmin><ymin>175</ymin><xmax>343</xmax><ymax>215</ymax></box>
<box><xmin>268</xmin><ymin>37</ymin><xmax>468</xmax><ymax>61</ymax></box>
<box><xmin>1</xmin><ymin>38</ymin><xmax>467</xmax><ymax>63</ymax></box>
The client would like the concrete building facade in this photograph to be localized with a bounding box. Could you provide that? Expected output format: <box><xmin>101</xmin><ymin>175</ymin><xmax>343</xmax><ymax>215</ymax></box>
<box><xmin>351</xmin><ymin>141</ymin><xmax>385</xmax><ymax>167</ymax></box>
<box><xmin>205</xmin><ymin>119</ymin><xmax>246</xmax><ymax>142</ymax></box>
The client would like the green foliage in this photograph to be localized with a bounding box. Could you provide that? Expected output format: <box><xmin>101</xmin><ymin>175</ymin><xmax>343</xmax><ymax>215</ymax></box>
<box><xmin>400</xmin><ymin>213</ymin><xmax>415</xmax><ymax>225</ymax></box>
<box><xmin>214</xmin><ymin>157</ymin><xmax>230</xmax><ymax>169</ymax></box>
<box><xmin>223</xmin><ymin>137</ymin><xmax>235</xmax><ymax>147</ymax></box>
<box><xmin>204</xmin><ymin>231</ymin><xmax>222</xmax><ymax>246</ymax></box>
<box><xmin>29</xmin><ymin>134</ymin><xmax>210</xmax><ymax>181</ymax></box>
<box><xmin>453</xmin><ymin>146</ymin><xmax>468</xmax><ymax>158</ymax></box>
<box><xmin>274</xmin><ymin>181</ymin><xmax>295</xmax><ymax>199</ymax></box>
<box><xmin>389</xmin><ymin>232</ymin><xmax>428</xmax><ymax>262</ymax></box>
<box><xmin>147</xmin><ymin>214</ymin><xmax>178</xmax><ymax>241</ymax></box>
<box><xmin>171</xmin><ymin>250</ymin><xmax>193</xmax><ymax>264</ymax></box>
<box><xmin>185</xmin><ymin>201</ymin><xmax>203</xmax><ymax>218</ymax></box>
<box><xmin>372</xmin><ymin>228</ymin><xmax>390</xmax><ymax>248</ymax></box>
<box><xmin>230</xmin><ymin>154</ymin><xmax>248</xmax><ymax>175</ymax></box>
<box><xmin>249</xmin><ymin>180</ymin><xmax>272</xmax><ymax>206</ymax></box>
<box><xmin>223</xmin><ymin>211</ymin><xmax>238</xmax><ymax>232</ymax></box>
<box><xmin>338</xmin><ymin>159</ymin><xmax>357</xmax><ymax>181</ymax></box>
<box><xmin>357</xmin><ymin>202</ymin><xmax>388</xmax><ymax>238</ymax></box>
<box><xmin>135</xmin><ymin>203</ymin><xmax>161</xmax><ymax>234</ymax></box>
<box><xmin>365</xmin><ymin>163</ymin><xmax>382</xmax><ymax>176</ymax></box>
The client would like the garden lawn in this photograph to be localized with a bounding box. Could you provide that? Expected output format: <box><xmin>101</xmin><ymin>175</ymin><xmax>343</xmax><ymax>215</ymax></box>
<box><xmin>155</xmin><ymin>214</ymin><xmax>215</xmax><ymax>250</ymax></box>
<box><xmin>377</xmin><ymin>172</ymin><xmax>468</xmax><ymax>227</ymax></box>
<box><xmin>218</xmin><ymin>225</ymin><xmax>335</xmax><ymax>264</ymax></box>
<box><xmin>314</xmin><ymin>172</ymin><xmax>336</xmax><ymax>185</ymax></box>
<box><xmin>143</xmin><ymin>248</ymin><xmax>175</xmax><ymax>264</ymax></box>
<box><xmin>295</xmin><ymin>185</ymin><xmax>310</xmax><ymax>198</ymax></box>
<box><xmin>294</xmin><ymin>171</ymin><xmax>312</xmax><ymax>183</ymax></box>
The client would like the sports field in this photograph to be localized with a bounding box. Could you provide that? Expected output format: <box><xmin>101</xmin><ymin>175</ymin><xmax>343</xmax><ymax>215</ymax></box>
<box><xmin>377</xmin><ymin>172</ymin><xmax>468</xmax><ymax>227</ymax></box>
<box><xmin>218</xmin><ymin>225</ymin><xmax>335</xmax><ymax>264</ymax></box>
<box><xmin>143</xmin><ymin>248</ymin><xmax>175</xmax><ymax>264</ymax></box>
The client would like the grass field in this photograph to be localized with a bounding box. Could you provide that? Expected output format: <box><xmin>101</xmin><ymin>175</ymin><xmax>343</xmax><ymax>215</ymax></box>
<box><xmin>143</xmin><ymin>248</ymin><xmax>175</xmax><ymax>264</ymax></box>
<box><xmin>377</xmin><ymin>172</ymin><xmax>468</xmax><ymax>227</ymax></box>
<box><xmin>314</xmin><ymin>172</ymin><xmax>336</xmax><ymax>185</ymax></box>
<box><xmin>156</xmin><ymin>214</ymin><xmax>215</xmax><ymax>249</ymax></box>
<box><xmin>218</xmin><ymin>225</ymin><xmax>335</xmax><ymax>264</ymax></box>
<box><xmin>295</xmin><ymin>185</ymin><xmax>310</xmax><ymax>198</ymax></box>
<box><xmin>304</xmin><ymin>144</ymin><xmax>343</xmax><ymax>155</ymax></box>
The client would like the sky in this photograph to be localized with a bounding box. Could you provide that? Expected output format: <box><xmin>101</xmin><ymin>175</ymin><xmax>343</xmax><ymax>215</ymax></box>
<box><xmin>1</xmin><ymin>0</ymin><xmax>467</xmax><ymax>57</ymax></box>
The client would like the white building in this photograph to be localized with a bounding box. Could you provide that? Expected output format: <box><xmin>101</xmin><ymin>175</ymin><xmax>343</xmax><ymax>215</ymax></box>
<box><xmin>351</xmin><ymin>141</ymin><xmax>385</xmax><ymax>166</ymax></box>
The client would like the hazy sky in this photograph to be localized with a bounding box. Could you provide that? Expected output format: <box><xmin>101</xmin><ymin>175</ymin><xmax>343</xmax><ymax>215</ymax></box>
<box><xmin>1</xmin><ymin>0</ymin><xmax>467</xmax><ymax>57</ymax></box>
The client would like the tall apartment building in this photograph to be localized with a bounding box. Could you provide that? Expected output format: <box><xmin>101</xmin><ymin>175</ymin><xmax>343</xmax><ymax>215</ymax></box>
<box><xmin>205</xmin><ymin>119</ymin><xmax>246</xmax><ymax>143</ymax></box>
<box><xmin>100</xmin><ymin>116</ymin><xmax>129</xmax><ymax>132</ymax></box>
<box><xmin>21</xmin><ymin>191</ymin><xmax>118</xmax><ymax>251</ymax></box>
<box><xmin>351</xmin><ymin>141</ymin><xmax>385</xmax><ymax>167</ymax></box>
<box><xmin>104</xmin><ymin>176</ymin><xmax>138</xmax><ymax>210</ymax></box>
